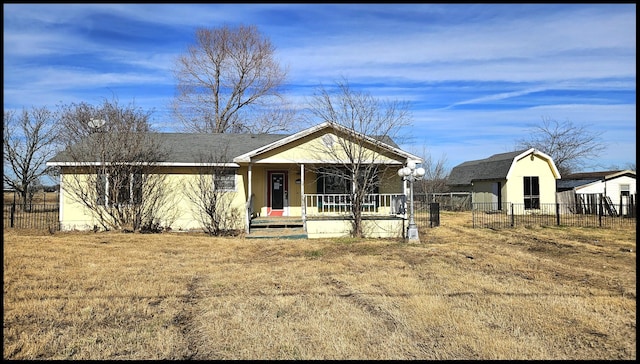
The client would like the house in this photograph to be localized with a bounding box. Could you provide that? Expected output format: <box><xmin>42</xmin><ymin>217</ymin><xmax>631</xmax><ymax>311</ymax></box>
<box><xmin>556</xmin><ymin>170</ymin><xmax>636</xmax><ymax>216</ymax></box>
<box><xmin>446</xmin><ymin>148</ymin><xmax>561</xmax><ymax>213</ymax></box>
<box><xmin>46</xmin><ymin>122</ymin><xmax>422</xmax><ymax>238</ymax></box>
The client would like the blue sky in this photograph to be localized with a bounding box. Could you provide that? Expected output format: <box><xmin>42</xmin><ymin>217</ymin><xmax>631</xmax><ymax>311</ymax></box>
<box><xmin>3</xmin><ymin>3</ymin><xmax>636</xmax><ymax>172</ymax></box>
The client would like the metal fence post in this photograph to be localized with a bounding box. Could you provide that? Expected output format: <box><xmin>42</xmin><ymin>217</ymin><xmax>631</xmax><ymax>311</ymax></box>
<box><xmin>556</xmin><ymin>203</ymin><xmax>560</xmax><ymax>226</ymax></box>
<box><xmin>429</xmin><ymin>202</ymin><xmax>440</xmax><ymax>227</ymax></box>
<box><xmin>598</xmin><ymin>194</ymin><xmax>603</xmax><ymax>227</ymax></box>
<box><xmin>10</xmin><ymin>201</ymin><xmax>15</xmax><ymax>228</ymax></box>
<box><xmin>510</xmin><ymin>203</ymin><xmax>514</xmax><ymax>227</ymax></box>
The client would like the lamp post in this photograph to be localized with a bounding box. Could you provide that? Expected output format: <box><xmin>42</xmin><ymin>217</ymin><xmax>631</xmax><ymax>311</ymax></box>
<box><xmin>398</xmin><ymin>160</ymin><xmax>425</xmax><ymax>242</ymax></box>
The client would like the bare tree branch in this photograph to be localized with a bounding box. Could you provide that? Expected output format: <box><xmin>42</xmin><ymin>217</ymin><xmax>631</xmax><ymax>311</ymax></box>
<box><xmin>56</xmin><ymin>99</ymin><xmax>175</xmax><ymax>232</ymax></box>
<box><xmin>3</xmin><ymin>107</ymin><xmax>59</xmax><ymax>206</ymax></box>
<box><xmin>305</xmin><ymin>79</ymin><xmax>414</xmax><ymax>238</ymax></box>
<box><xmin>414</xmin><ymin>146</ymin><xmax>449</xmax><ymax>195</ymax></box>
<box><xmin>516</xmin><ymin>116</ymin><xmax>606</xmax><ymax>175</ymax></box>
<box><xmin>182</xmin><ymin>147</ymin><xmax>242</xmax><ymax>236</ymax></box>
<box><xmin>173</xmin><ymin>24</ymin><xmax>296</xmax><ymax>134</ymax></box>
<box><xmin>57</xmin><ymin>97</ymin><xmax>153</xmax><ymax>148</ymax></box>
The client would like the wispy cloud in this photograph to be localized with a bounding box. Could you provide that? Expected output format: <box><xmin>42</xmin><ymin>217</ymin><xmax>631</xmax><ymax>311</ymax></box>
<box><xmin>3</xmin><ymin>3</ymin><xmax>636</xmax><ymax>171</ymax></box>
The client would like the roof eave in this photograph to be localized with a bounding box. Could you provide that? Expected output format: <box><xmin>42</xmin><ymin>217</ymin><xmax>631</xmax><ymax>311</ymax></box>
<box><xmin>505</xmin><ymin>148</ymin><xmax>561</xmax><ymax>180</ymax></box>
<box><xmin>233</xmin><ymin>121</ymin><xmax>422</xmax><ymax>164</ymax></box>
<box><xmin>47</xmin><ymin>161</ymin><xmax>240</xmax><ymax>168</ymax></box>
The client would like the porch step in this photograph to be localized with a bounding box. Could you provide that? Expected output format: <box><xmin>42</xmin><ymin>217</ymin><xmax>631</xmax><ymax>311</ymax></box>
<box><xmin>246</xmin><ymin>227</ymin><xmax>307</xmax><ymax>239</ymax></box>
<box><xmin>250</xmin><ymin>217</ymin><xmax>304</xmax><ymax>228</ymax></box>
<box><xmin>247</xmin><ymin>217</ymin><xmax>306</xmax><ymax>239</ymax></box>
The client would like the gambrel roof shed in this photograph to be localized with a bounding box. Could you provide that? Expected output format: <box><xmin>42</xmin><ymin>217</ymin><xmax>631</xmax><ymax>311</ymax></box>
<box><xmin>447</xmin><ymin>148</ymin><xmax>561</xmax><ymax>187</ymax></box>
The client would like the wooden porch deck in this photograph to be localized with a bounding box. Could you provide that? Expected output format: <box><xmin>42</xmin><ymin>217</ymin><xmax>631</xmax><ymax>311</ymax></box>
<box><xmin>246</xmin><ymin>216</ymin><xmax>306</xmax><ymax>239</ymax></box>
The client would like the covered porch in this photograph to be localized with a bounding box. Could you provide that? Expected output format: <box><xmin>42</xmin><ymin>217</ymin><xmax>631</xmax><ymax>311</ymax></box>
<box><xmin>243</xmin><ymin>162</ymin><xmax>409</xmax><ymax>238</ymax></box>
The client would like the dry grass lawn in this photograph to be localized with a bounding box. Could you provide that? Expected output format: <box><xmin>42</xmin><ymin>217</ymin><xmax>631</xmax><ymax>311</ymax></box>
<box><xmin>3</xmin><ymin>191</ymin><xmax>59</xmax><ymax>204</ymax></box>
<box><xmin>3</xmin><ymin>212</ymin><xmax>636</xmax><ymax>360</ymax></box>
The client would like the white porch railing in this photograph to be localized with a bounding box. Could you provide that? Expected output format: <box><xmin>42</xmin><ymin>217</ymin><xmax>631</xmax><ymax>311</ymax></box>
<box><xmin>303</xmin><ymin>194</ymin><xmax>406</xmax><ymax>216</ymax></box>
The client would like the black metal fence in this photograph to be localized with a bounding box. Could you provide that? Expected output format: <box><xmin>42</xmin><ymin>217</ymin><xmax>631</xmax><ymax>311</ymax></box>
<box><xmin>414</xmin><ymin>193</ymin><xmax>472</xmax><ymax>211</ymax></box>
<box><xmin>413</xmin><ymin>202</ymin><xmax>440</xmax><ymax>230</ymax></box>
<box><xmin>3</xmin><ymin>201</ymin><xmax>60</xmax><ymax>231</ymax></box>
<box><xmin>472</xmin><ymin>202</ymin><xmax>636</xmax><ymax>229</ymax></box>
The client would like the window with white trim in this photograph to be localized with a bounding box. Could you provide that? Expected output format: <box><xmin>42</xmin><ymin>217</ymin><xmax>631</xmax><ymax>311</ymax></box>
<box><xmin>523</xmin><ymin>176</ymin><xmax>540</xmax><ymax>209</ymax></box>
<box><xmin>620</xmin><ymin>184</ymin><xmax>630</xmax><ymax>197</ymax></box>
<box><xmin>97</xmin><ymin>172</ymin><xmax>142</xmax><ymax>206</ymax></box>
<box><xmin>214</xmin><ymin>169</ymin><xmax>236</xmax><ymax>191</ymax></box>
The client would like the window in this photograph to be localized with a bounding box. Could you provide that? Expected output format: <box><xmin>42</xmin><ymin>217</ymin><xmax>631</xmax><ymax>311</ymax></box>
<box><xmin>620</xmin><ymin>184</ymin><xmax>630</xmax><ymax>197</ymax></box>
<box><xmin>97</xmin><ymin>172</ymin><xmax>142</xmax><ymax>206</ymax></box>
<box><xmin>214</xmin><ymin>169</ymin><xmax>236</xmax><ymax>191</ymax></box>
<box><xmin>317</xmin><ymin>168</ymin><xmax>350</xmax><ymax>194</ymax></box>
<box><xmin>523</xmin><ymin>176</ymin><xmax>539</xmax><ymax>209</ymax></box>
<box><xmin>316</xmin><ymin>167</ymin><xmax>380</xmax><ymax>195</ymax></box>
<box><xmin>356</xmin><ymin>167</ymin><xmax>380</xmax><ymax>195</ymax></box>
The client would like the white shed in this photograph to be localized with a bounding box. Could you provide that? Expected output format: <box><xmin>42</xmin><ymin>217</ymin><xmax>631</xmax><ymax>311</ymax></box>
<box><xmin>557</xmin><ymin>170</ymin><xmax>636</xmax><ymax>216</ymax></box>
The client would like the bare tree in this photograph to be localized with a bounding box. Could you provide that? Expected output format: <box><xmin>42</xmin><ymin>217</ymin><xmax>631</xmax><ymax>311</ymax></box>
<box><xmin>54</xmin><ymin>99</ymin><xmax>176</xmax><ymax>232</ymax></box>
<box><xmin>516</xmin><ymin>117</ymin><xmax>606</xmax><ymax>175</ymax></box>
<box><xmin>172</xmin><ymin>24</ymin><xmax>295</xmax><ymax>134</ymax></box>
<box><xmin>414</xmin><ymin>147</ymin><xmax>449</xmax><ymax>195</ymax></box>
<box><xmin>183</xmin><ymin>148</ymin><xmax>243</xmax><ymax>236</ymax></box>
<box><xmin>306</xmin><ymin>79</ymin><xmax>413</xmax><ymax>238</ymax></box>
<box><xmin>3</xmin><ymin>107</ymin><xmax>59</xmax><ymax>207</ymax></box>
<box><xmin>57</xmin><ymin>97</ymin><xmax>153</xmax><ymax>148</ymax></box>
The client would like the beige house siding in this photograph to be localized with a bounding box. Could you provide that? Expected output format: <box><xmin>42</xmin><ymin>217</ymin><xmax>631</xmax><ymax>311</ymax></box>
<box><xmin>306</xmin><ymin>218</ymin><xmax>404</xmax><ymax>239</ymax></box>
<box><xmin>250</xmin><ymin>129</ymin><xmax>402</xmax><ymax>165</ymax></box>
<box><xmin>50</xmin><ymin>123</ymin><xmax>420</xmax><ymax>237</ymax></box>
<box><xmin>58</xmin><ymin>167</ymin><xmax>248</xmax><ymax>232</ymax></box>
<box><xmin>449</xmin><ymin>149</ymin><xmax>560</xmax><ymax>214</ymax></box>
<box><xmin>471</xmin><ymin>181</ymin><xmax>503</xmax><ymax>205</ymax></box>
<box><xmin>505</xmin><ymin>153</ymin><xmax>558</xmax><ymax>206</ymax></box>
<box><xmin>58</xmin><ymin>172</ymin><xmax>100</xmax><ymax>231</ymax></box>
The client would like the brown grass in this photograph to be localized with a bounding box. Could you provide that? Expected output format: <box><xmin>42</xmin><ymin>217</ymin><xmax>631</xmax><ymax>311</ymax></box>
<box><xmin>3</xmin><ymin>212</ymin><xmax>636</xmax><ymax>360</ymax></box>
<box><xmin>3</xmin><ymin>191</ymin><xmax>59</xmax><ymax>204</ymax></box>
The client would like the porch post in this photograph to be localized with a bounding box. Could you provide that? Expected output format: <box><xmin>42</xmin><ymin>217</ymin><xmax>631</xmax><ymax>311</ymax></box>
<box><xmin>300</xmin><ymin>164</ymin><xmax>306</xmax><ymax>228</ymax></box>
<box><xmin>246</xmin><ymin>163</ymin><xmax>253</xmax><ymax>234</ymax></box>
<box><xmin>248</xmin><ymin>163</ymin><xmax>252</xmax><ymax>198</ymax></box>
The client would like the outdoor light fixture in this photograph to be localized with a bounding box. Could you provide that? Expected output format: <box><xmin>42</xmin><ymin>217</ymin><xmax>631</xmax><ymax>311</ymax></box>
<box><xmin>398</xmin><ymin>160</ymin><xmax>425</xmax><ymax>242</ymax></box>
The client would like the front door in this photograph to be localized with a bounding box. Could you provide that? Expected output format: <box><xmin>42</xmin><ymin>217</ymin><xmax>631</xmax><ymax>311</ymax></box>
<box><xmin>268</xmin><ymin>171</ymin><xmax>287</xmax><ymax>216</ymax></box>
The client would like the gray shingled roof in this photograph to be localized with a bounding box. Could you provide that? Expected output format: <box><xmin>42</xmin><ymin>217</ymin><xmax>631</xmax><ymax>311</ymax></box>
<box><xmin>556</xmin><ymin>179</ymin><xmax>600</xmax><ymax>190</ymax></box>
<box><xmin>561</xmin><ymin>170</ymin><xmax>624</xmax><ymax>180</ymax></box>
<box><xmin>556</xmin><ymin>170</ymin><xmax>635</xmax><ymax>191</ymax></box>
<box><xmin>157</xmin><ymin>133</ymin><xmax>291</xmax><ymax>163</ymax></box>
<box><xmin>48</xmin><ymin>132</ymin><xmax>291</xmax><ymax>164</ymax></box>
<box><xmin>447</xmin><ymin>149</ymin><xmax>529</xmax><ymax>186</ymax></box>
<box><xmin>48</xmin><ymin>131</ymin><xmax>401</xmax><ymax>164</ymax></box>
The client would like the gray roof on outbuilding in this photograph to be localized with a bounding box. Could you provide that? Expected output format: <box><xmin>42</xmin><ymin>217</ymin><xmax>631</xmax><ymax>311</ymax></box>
<box><xmin>561</xmin><ymin>170</ymin><xmax>625</xmax><ymax>180</ymax></box>
<box><xmin>556</xmin><ymin>179</ymin><xmax>600</xmax><ymax>190</ymax></box>
<box><xmin>447</xmin><ymin>149</ymin><xmax>529</xmax><ymax>186</ymax></box>
<box><xmin>556</xmin><ymin>170</ymin><xmax>635</xmax><ymax>191</ymax></box>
